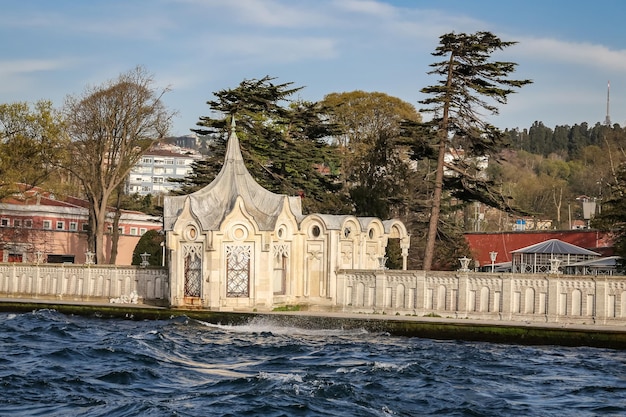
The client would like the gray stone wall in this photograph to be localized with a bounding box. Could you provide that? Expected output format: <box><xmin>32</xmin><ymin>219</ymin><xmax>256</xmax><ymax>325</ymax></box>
<box><xmin>337</xmin><ymin>270</ymin><xmax>626</xmax><ymax>325</ymax></box>
<box><xmin>0</xmin><ymin>263</ymin><xmax>168</xmax><ymax>304</ymax></box>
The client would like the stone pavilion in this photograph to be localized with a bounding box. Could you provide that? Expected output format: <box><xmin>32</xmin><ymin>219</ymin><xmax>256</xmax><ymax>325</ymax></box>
<box><xmin>163</xmin><ymin>118</ymin><xmax>410</xmax><ymax>310</ymax></box>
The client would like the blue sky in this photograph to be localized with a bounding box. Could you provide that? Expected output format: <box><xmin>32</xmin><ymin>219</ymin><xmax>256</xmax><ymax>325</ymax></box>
<box><xmin>2</xmin><ymin>0</ymin><xmax>626</xmax><ymax>136</ymax></box>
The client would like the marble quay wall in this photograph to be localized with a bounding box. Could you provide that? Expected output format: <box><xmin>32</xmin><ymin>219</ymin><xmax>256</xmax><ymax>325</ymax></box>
<box><xmin>0</xmin><ymin>263</ymin><xmax>168</xmax><ymax>304</ymax></box>
<box><xmin>337</xmin><ymin>269</ymin><xmax>626</xmax><ymax>325</ymax></box>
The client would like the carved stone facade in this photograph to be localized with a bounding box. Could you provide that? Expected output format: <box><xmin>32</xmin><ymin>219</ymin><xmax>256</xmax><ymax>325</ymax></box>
<box><xmin>163</xmin><ymin>120</ymin><xmax>410</xmax><ymax>311</ymax></box>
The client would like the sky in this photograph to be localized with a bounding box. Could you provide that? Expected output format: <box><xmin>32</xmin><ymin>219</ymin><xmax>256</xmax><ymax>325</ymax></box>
<box><xmin>2</xmin><ymin>0</ymin><xmax>626</xmax><ymax>137</ymax></box>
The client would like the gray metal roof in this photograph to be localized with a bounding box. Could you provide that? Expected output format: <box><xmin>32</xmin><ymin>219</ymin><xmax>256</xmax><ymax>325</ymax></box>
<box><xmin>511</xmin><ymin>239</ymin><xmax>600</xmax><ymax>256</ymax></box>
<box><xmin>568</xmin><ymin>256</ymin><xmax>621</xmax><ymax>267</ymax></box>
<box><xmin>163</xmin><ymin>119</ymin><xmax>302</xmax><ymax>231</ymax></box>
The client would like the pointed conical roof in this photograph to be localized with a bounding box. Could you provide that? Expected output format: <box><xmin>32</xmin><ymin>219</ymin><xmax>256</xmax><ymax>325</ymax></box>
<box><xmin>163</xmin><ymin>117</ymin><xmax>302</xmax><ymax>231</ymax></box>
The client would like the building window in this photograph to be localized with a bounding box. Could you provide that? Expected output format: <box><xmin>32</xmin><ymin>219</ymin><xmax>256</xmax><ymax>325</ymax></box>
<box><xmin>43</xmin><ymin>220</ymin><xmax>52</xmax><ymax>229</ymax></box>
<box><xmin>130</xmin><ymin>227</ymin><xmax>138</xmax><ymax>235</ymax></box>
<box><xmin>69</xmin><ymin>222</ymin><xmax>78</xmax><ymax>231</ymax></box>
<box><xmin>142</xmin><ymin>157</ymin><xmax>152</xmax><ymax>164</ymax></box>
<box><xmin>1</xmin><ymin>218</ymin><xmax>9</xmax><ymax>227</ymax></box>
<box><xmin>24</xmin><ymin>219</ymin><xmax>32</xmax><ymax>228</ymax></box>
<box><xmin>82</xmin><ymin>223</ymin><xmax>89</xmax><ymax>231</ymax></box>
<box><xmin>118</xmin><ymin>227</ymin><xmax>124</xmax><ymax>234</ymax></box>
<box><xmin>13</xmin><ymin>219</ymin><xmax>21</xmax><ymax>227</ymax></box>
<box><xmin>140</xmin><ymin>228</ymin><xmax>147</xmax><ymax>235</ymax></box>
<box><xmin>56</xmin><ymin>221</ymin><xmax>65</xmax><ymax>230</ymax></box>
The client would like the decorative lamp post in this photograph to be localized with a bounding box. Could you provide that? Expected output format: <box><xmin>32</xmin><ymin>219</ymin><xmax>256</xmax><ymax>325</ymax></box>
<box><xmin>85</xmin><ymin>251</ymin><xmax>95</xmax><ymax>265</ymax></box>
<box><xmin>458</xmin><ymin>256</ymin><xmax>471</xmax><ymax>272</ymax></box>
<box><xmin>140</xmin><ymin>252</ymin><xmax>151</xmax><ymax>268</ymax></box>
<box><xmin>489</xmin><ymin>251</ymin><xmax>498</xmax><ymax>273</ymax></box>
<box><xmin>378</xmin><ymin>256</ymin><xmax>388</xmax><ymax>270</ymax></box>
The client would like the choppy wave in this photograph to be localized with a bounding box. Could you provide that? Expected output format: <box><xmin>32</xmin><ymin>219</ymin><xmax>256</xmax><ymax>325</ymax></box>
<box><xmin>1</xmin><ymin>310</ymin><xmax>626</xmax><ymax>416</ymax></box>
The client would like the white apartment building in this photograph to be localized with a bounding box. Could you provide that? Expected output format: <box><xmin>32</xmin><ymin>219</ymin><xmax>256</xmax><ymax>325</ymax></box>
<box><xmin>126</xmin><ymin>144</ymin><xmax>202</xmax><ymax>196</ymax></box>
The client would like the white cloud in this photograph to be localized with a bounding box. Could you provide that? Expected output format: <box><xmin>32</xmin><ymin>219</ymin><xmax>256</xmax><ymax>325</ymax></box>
<box><xmin>172</xmin><ymin>0</ymin><xmax>330</xmax><ymax>28</ymax></box>
<box><xmin>332</xmin><ymin>0</ymin><xmax>397</xmax><ymax>18</ymax></box>
<box><xmin>0</xmin><ymin>59</ymin><xmax>71</xmax><ymax>76</ymax></box>
<box><xmin>514</xmin><ymin>37</ymin><xmax>626</xmax><ymax>72</ymax></box>
<box><xmin>209</xmin><ymin>35</ymin><xmax>338</xmax><ymax>63</ymax></box>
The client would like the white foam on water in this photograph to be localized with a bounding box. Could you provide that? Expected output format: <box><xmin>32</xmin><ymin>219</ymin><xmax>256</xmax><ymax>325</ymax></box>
<box><xmin>257</xmin><ymin>371</ymin><xmax>304</xmax><ymax>384</ymax></box>
<box><xmin>372</xmin><ymin>361</ymin><xmax>399</xmax><ymax>371</ymax></box>
<box><xmin>197</xmin><ymin>317</ymin><xmax>369</xmax><ymax>338</ymax></box>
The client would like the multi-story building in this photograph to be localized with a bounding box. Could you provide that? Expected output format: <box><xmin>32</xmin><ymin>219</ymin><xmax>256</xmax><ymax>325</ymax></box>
<box><xmin>126</xmin><ymin>144</ymin><xmax>202</xmax><ymax>196</ymax></box>
<box><xmin>0</xmin><ymin>187</ymin><xmax>161</xmax><ymax>265</ymax></box>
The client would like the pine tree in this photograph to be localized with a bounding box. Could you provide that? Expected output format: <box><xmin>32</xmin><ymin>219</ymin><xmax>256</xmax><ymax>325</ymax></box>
<box><xmin>180</xmin><ymin>76</ymin><xmax>351</xmax><ymax>214</ymax></box>
<box><xmin>416</xmin><ymin>31</ymin><xmax>532</xmax><ymax>270</ymax></box>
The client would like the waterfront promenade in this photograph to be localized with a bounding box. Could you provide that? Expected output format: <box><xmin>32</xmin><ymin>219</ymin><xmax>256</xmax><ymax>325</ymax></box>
<box><xmin>2</xmin><ymin>297</ymin><xmax>626</xmax><ymax>350</ymax></box>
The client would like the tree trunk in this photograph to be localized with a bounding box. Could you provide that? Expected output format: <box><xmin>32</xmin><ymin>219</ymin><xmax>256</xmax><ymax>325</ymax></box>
<box><xmin>109</xmin><ymin>188</ymin><xmax>123</xmax><ymax>265</ymax></box>
<box><xmin>423</xmin><ymin>137</ymin><xmax>446</xmax><ymax>270</ymax></box>
<box><xmin>423</xmin><ymin>52</ymin><xmax>455</xmax><ymax>271</ymax></box>
<box><xmin>553</xmin><ymin>187</ymin><xmax>562</xmax><ymax>226</ymax></box>
<box><xmin>110</xmin><ymin>208</ymin><xmax>121</xmax><ymax>265</ymax></box>
<box><xmin>94</xmin><ymin>217</ymin><xmax>106</xmax><ymax>265</ymax></box>
<box><xmin>93</xmin><ymin>191</ymin><xmax>112</xmax><ymax>265</ymax></box>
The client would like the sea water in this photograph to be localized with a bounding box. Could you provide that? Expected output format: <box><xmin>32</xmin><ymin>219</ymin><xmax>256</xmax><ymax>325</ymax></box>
<box><xmin>1</xmin><ymin>309</ymin><xmax>626</xmax><ymax>416</ymax></box>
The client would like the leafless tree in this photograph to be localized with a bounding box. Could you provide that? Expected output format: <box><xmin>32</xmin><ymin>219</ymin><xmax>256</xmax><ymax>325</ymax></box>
<box><xmin>63</xmin><ymin>66</ymin><xmax>174</xmax><ymax>264</ymax></box>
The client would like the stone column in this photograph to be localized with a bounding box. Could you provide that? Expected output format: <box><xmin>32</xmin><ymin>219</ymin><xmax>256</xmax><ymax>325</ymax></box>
<box><xmin>375</xmin><ymin>270</ymin><xmax>386</xmax><ymax>310</ymax></box>
<box><xmin>456</xmin><ymin>272</ymin><xmax>468</xmax><ymax>317</ymax></box>
<box><xmin>594</xmin><ymin>277</ymin><xmax>606</xmax><ymax>324</ymax></box>
<box><xmin>501</xmin><ymin>274</ymin><xmax>512</xmax><ymax>320</ymax></box>
<box><xmin>546</xmin><ymin>274</ymin><xmax>559</xmax><ymax>322</ymax></box>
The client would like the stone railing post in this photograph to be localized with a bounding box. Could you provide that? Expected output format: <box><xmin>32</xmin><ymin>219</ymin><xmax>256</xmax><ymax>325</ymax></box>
<box><xmin>500</xmin><ymin>274</ymin><xmax>512</xmax><ymax>319</ymax></box>
<box><xmin>456</xmin><ymin>271</ymin><xmax>468</xmax><ymax>316</ymax></box>
<box><xmin>595</xmin><ymin>277</ymin><xmax>606</xmax><ymax>324</ymax></box>
<box><xmin>546</xmin><ymin>274</ymin><xmax>559</xmax><ymax>322</ymax></box>
<box><xmin>374</xmin><ymin>269</ymin><xmax>386</xmax><ymax>310</ymax></box>
<box><xmin>336</xmin><ymin>270</ymin><xmax>346</xmax><ymax>307</ymax></box>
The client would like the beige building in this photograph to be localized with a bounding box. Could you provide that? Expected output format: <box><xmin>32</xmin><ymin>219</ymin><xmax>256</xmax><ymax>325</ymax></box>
<box><xmin>163</xmin><ymin>119</ymin><xmax>410</xmax><ymax>311</ymax></box>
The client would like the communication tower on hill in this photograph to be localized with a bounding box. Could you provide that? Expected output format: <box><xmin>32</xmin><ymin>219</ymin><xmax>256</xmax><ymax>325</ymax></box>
<box><xmin>605</xmin><ymin>81</ymin><xmax>612</xmax><ymax>126</ymax></box>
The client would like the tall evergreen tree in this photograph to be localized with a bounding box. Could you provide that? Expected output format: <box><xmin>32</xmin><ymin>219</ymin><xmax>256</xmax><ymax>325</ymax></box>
<box><xmin>593</xmin><ymin>162</ymin><xmax>626</xmax><ymax>271</ymax></box>
<box><xmin>415</xmin><ymin>31</ymin><xmax>532</xmax><ymax>270</ymax></box>
<box><xmin>176</xmin><ymin>76</ymin><xmax>350</xmax><ymax>214</ymax></box>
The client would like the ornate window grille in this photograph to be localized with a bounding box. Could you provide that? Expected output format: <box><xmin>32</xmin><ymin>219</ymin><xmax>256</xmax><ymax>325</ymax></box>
<box><xmin>183</xmin><ymin>244</ymin><xmax>202</xmax><ymax>297</ymax></box>
<box><xmin>226</xmin><ymin>245</ymin><xmax>251</xmax><ymax>297</ymax></box>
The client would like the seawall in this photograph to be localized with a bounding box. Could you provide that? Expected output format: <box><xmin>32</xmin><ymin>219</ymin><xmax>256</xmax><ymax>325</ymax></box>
<box><xmin>2</xmin><ymin>299</ymin><xmax>626</xmax><ymax>350</ymax></box>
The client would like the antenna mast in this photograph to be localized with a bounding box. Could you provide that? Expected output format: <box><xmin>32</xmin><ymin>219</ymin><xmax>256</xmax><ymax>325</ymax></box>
<box><xmin>605</xmin><ymin>81</ymin><xmax>612</xmax><ymax>126</ymax></box>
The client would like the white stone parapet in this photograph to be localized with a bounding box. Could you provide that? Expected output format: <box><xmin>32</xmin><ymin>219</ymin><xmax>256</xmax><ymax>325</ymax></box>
<box><xmin>0</xmin><ymin>263</ymin><xmax>168</xmax><ymax>303</ymax></box>
<box><xmin>336</xmin><ymin>269</ymin><xmax>626</xmax><ymax>326</ymax></box>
